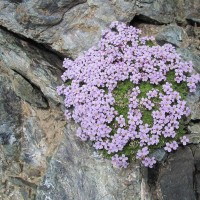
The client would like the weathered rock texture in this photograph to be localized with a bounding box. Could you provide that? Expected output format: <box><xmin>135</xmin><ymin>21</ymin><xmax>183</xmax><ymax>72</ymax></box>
<box><xmin>0</xmin><ymin>0</ymin><xmax>137</xmax><ymax>58</ymax></box>
<box><xmin>0</xmin><ymin>29</ymin><xmax>66</xmax><ymax>199</ymax></box>
<box><xmin>0</xmin><ymin>0</ymin><xmax>200</xmax><ymax>200</ymax></box>
<box><xmin>36</xmin><ymin>123</ymin><xmax>143</xmax><ymax>200</ymax></box>
<box><xmin>156</xmin><ymin>147</ymin><xmax>195</xmax><ymax>200</ymax></box>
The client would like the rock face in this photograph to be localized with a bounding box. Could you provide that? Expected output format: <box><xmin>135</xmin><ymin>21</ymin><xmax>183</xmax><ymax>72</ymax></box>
<box><xmin>187</xmin><ymin>11</ymin><xmax>200</xmax><ymax>26</ymax></box>
<box><xmin>0</xmin><ymin>28</ymin><xmax>66</xmax><ymax>199</ymax></box>
<box><xmin>0</xmin><ymin>0</ymin><xmax>137</xmax><ymax>58</ymax></box>
<box><xmin>36</xmin><ymin>123</ymin><xmax>143</xmax><ymax>200</ymax></box>
<box><xmin>0</xmin><ymin>28</ymin><xmax>63</xmax><ymax>105</ymax></box>
<box><xmin>177</xmin><ymin>48</ymin><xmax>200</xmax><ymax>73</ymax></box>
<box><xmin>155</xmin><ymin>25</ymin><xmax>187</xmax><ymax>47</ymax></box>
<box><xmin>0</xmin><ymin>0</ymin><xmax>200</xmax><ymax>200</ymax></box>
<box><xmin>155</xmin><ymin>147</ymin><xmax>195</xmax><ymax>200</ymax></box>
<box><xmin>135</xmin><ymin>0</ymin><xmax>198</xmax><ymax>25</ymax></box>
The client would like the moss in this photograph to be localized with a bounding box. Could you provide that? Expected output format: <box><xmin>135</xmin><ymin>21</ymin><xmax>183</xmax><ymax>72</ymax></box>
<box><xmin>175</xmin><ymin>118</ymin><xmax>186</xmax><ymax>139</ymax></box>
<box><xmin>101</xmin><ymin>149</ymin><xmax>113</xmax><ymax>159</ymax></box>
<box><xmin>65</xmin><ymin>79</ymin><xmax>72</xmax><ymax>86</ymax></box>
<box><xmin>138</xmin><ymin>81</ymin><xmax>154</xmax><ymax>99</ymax></box>
<box><xmin>141</xmin><ymin>109</ymin><xmax>154</xmax><ymax>126</ymax></box>
<box><xmin>121</xmin><ymin>141</ymin><xmax>140</xmax><ymax>160</ymax></box>
<box><xmin>166</xmin><ymin>70</ymin><xmax>188</xmax><ymax>99</ymax></box>
<box><xmin>145</xmin><ymin>40</ymin><xmax>155</xmax><ymax>47</ymax></box>
<box><xmin>112</xmin><ymin>79</ymin><xmax>134</xmax><ymax>122</ymax></box>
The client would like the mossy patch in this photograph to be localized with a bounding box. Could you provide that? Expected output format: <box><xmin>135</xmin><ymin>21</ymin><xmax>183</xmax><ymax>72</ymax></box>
<box><xmin>112</xmin><ymin>79</ymin><xmax>134</xmax><ymax>122</ymax></box>
<box><xmin>102</xmin><ymin>69</ymin><xmax>189</xmax><ymax>159</ymax></box>
<box><xmin>166</xmin><ymin>70</ymin><xmax>189</xmax><ymax>99</ymax></box>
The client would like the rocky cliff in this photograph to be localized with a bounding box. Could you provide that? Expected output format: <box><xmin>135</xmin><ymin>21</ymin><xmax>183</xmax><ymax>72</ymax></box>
<box><xmin>0</xmin><ymin>0</ymin><xmax>200</xmax><ymax>200</ymax></box>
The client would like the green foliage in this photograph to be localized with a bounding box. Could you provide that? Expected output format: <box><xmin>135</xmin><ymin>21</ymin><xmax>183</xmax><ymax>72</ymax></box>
<box><xmin>102</xmin><ymin>69</ymin><xmax>188</xmax><ymax>159</ymax></box>
<box><xmin>113</xmin><ymin>80</ymin><xmax>134</xmax><ymax>122</ymax></box>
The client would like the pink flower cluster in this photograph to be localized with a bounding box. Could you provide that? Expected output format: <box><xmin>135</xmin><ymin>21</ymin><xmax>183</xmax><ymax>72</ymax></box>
<box><xmin>112</xmin><ymin>154</ymin><xmax>129</xmax><ymax>168</ymax></box>
<box><xmin>58</xmin><ymin>22</ymin><xmax>200</xmax><ymax>168</ymax></box>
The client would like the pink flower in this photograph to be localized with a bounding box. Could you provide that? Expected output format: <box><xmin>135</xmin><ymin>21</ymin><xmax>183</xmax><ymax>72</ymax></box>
<box><xmin>180</xmin><ymin>136</ymin><xmax>190</xmax><ymax>145</ymax></box>
<box><xmin>57</xmin><ymin>21</ymin><xmax>199</xmax><ymax>168</ymax></box>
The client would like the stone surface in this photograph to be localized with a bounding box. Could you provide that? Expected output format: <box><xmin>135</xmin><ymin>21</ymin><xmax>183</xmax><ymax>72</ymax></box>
<box><xmin>187</xmin><ymin>85</ymin><xmax>200</xmax><ymax>120</ymax></box>
<box><xmin>36</xmin><ymin>122</ymin><xmax>144</xmax><ymax>200</ymax></box>
<box><xmin>135</xmin><ymin>0</ymin><xmax>196</xmax><ymax>25</ymax></box>
<box><xmin>187</xmin><ymin>11</ymin><xmax>200</xmax><ymax>26</ymax></box>
<box><xmin>0</xmin><ymin>0</ymin><xmax>199</xmax><ymax>57</ymax></box>
<box><xmin>188</xmin><ymin>123</ymin><xmax>200</xmax><ymax>144</ymax></box>
<box><xmin>12</xmin><ymin>70</ymin><xmax>48</xmax><ymax>108</ymax></box>
<box><xmin>185</xmin><ymin>25</ymin><xmax>195</xmax><ymax>37</ymax></box>
<box><xmin>188</xmin><ymin>133</ymin><xmax>200</xmax><ymax>144</ymax></box>
<box><xmin>193</xmin><ymin>145</ymin><xmax>200</xmax><ymax>171</ymax></box>
<box><xmin>155</xmin><ymin>25</ymin><xmax>187</xmax><ymax>47</ymax></box>
<box><xmin>150</xmin><ymin>149</ymin><xmax>167</xmax><ymax>162</ymax></box>
<box><xmin>0</xmin><ymin>66</ymin><xmax>48</xmax><ymax>108</ymax></box>
<box><xmin>156</xmin><ymin>147</ymin><xmax>195</xmax><ymax>200</ymax></box>
<box><xmin>177</xmin><ymin>48</ymin><xmax>200</xmax><ymax>73</ymax></box>
<box><xmin>0</xmin><ymin>89</ymin><xmax>66</xmax><ymax>199</ymax></box>
<box><xmin>0</xmin><ymin>0</ymin><xmax>137</xmax><ymax>58</ymax></box>
<box><xmin>0</xmin><ymin>0</ymin><xmax>200</xmax><ymax>199</ymax></box>
<box><xmin>0</xmin><ymin>26</ymin><xmax>66</xmax><ymax>199</ymax></box>
<box><xmin>189</xmin><ymin>124</ymin><xmax>200</xmax><ymax>134</ymax></box>
<box><xmin>195</xmin><ymin>173</ymin><xmax>200</xmax><ymax>200</ymax></box>
<box><xmin>0</xmin><ymin>28</ymin><xmax>63</xmax><ymax>105</ymax></box>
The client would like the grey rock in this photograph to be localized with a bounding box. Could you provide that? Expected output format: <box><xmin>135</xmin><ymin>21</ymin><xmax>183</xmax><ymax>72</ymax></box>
<box><xmin>150</xmin><ymin>149</ymin><xmax>167</xmax><ymax>162</ymax></box>
<box><xmin>195</xmin><ymin>173</ymin><xmax>200</xmax><ymax>200</ymax></box>
<box><xmin>0</xmin><ymin>131</ymin><xmax>15</xmax><ymax>145</ymax></box>
<box><xmin>187</xmin><ymin>85</ymin><xmax>200</xmax><ymax>120</ymax></box>
<box><xmin>0</xmin><ymin>73</ymin><xmax>23</xmax><ymax>197</ymax></box>
<box><xmin>194</xmin><ymin>146</ymin><xmax>200</xmax><ymax>171</ymax></box>
<box><xmin>9</xmin><ymin>177</ymin><xmax>37</xmax><ymax>189</ymax></box>
<box><xmin>177</xmin><ymin>48</ymin><xmax>200</xmax><ymax>73</ymax></box>
<box><xmin>188</xmin><ymin>124</ymin><xmax>200</xmax><ymax>134</ymax></box>
<box><xmin>0</xmin><ymin>28</ymin><xmax>63</xmax><ymax>105</ymax></box>
<box><xmin>138</xmin><ymin>0</ymin><xmax>154</xmax><ymax>3</ymax></box>
<box><xmin>188</xmin><ymin>133</ymin><xmax>200</xmax><ymax>144</ymax></box>
<box><xmin>15</xmin><ymin>0</ymin><xmax>87</xmax><ymax>28</ymax></box>
<box><xmin>0</xmin><ymin>74</ymin><xmax>66</xmax><ymax>199</ymax></box>
<box><xmin>188</xmin><ymin>124</ymin><xmax>200</xmax><ymax>144</ymax></box>
<box><xmin>0</xmin><ymin>0</ymin><xmax>137</xmax><ymax>58</ymax></box>
<box><xmin>185</xmin><ymin>25</ymin><xmax>195</xmax><ymax>37</ymax></box>
<box><xmin>12</xmin><ymin>71</ymin><xmax>48</xmax><ymax>108</ymax></box>
<box><xmin>136</xmin><ymin>0</ymin><xmax>194</xmax><ymax>25</ymax></box>
<box><xmin>156</xmin><ymin>147</ymin><xmax>195</xmax><ymax>200</ymax></box>
<box><xmin>0</xmin><ymin>66</ymin><xmax>48</xmax><ymax>108</ymax></box>
<box><xmin>0</xmin><ymin>50</ymin><xmax>65</xmax><ymax>199</ymax></box>
<box><xmin>155</xmin><ymin>25</ymin><xmax>187</xmax><ymax>47</ymax></box>
<box><xmin>136</xmin><ymin>0</ymin><xmax>176</xmax><ymax>24</ymax></box>
<box><xmin>36</xmin><ymin>123</ymin><xmax>143</xmax><ymax>200</ymax></box>
<box><xmin>187</xmin><ymin>12</ymin><xmax>200</xmax><ymax>26</ymax></box>
<box><xmin>0</xmin><ymin>74</ymin><xmax>21</xmax><ymax>149</ymax></box>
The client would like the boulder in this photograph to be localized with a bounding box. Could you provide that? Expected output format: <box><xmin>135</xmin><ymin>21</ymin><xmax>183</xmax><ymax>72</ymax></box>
<box><xmin>135</xmin><ymin>0</ymin><xmax>194</xmax><ymax>25</ymax></box>
<box><xmin>155</xmin><ymin>25</ymin><xmax>187</xmax><ymax>47</ymax></box>
<box><xmin>156</xmin><ymin>147</ymin><xmax>195</xmax><ymax>200</ymax></box>
<box><xmin>0</xmin><ymin>0</ymin><xmax>137</xmax><ymax>58</ymax></box>
<box><xmin>0</xmin><ymin>28</ymin><xmax>63</xmax><ymax>105</ymax></box>
<box><xmin>36</xmin><ymin>123</ymin><xmax>144</xmax><ymax>200</ymax></box>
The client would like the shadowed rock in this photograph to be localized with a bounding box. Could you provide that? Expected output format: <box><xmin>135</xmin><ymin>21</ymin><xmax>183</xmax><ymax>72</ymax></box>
<box><xmin>156</xmin><ymin>147</ymin><xmax>195</xmax><ymax>200</ymax></box>
<box><xmin>0</xmin><ymin>28</ymin><xmax>63</xmax><ymax>105</ymax></box>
